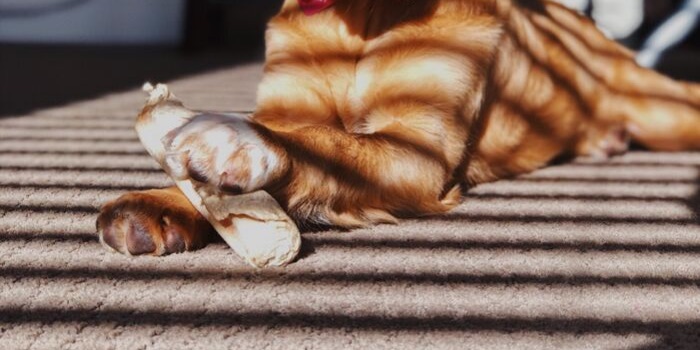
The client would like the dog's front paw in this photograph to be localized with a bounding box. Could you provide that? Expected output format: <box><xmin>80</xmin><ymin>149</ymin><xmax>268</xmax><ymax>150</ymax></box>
<box><xmin>96</xmin><ymin>189</ymin><xmax>211</xmax><ymax>256</ymax></box>
<box><xmin>164</xmin><ymin>114</ymin><xmax>287</xmax><ymax>194</ymax></box>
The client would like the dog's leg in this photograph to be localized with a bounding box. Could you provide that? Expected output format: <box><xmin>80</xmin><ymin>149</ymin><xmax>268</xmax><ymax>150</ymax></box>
<box><xmin>482</xmin><ymin>0</ymin><xmax>700</xmax><ymax>174</ymax></box>
<box><xmin>606</xmin><ymin>68</ymin><xmax>700</xmax><ymax>152</ymax></box>
<box><xmin>97</xmin><ymin>186</ymin><xmax>214</xmax><ymax>256</ymax></box>
<box><xmin>529</xmin><ymin>2</ymin><xmax>700</xmax><ymax>151</ymax></box>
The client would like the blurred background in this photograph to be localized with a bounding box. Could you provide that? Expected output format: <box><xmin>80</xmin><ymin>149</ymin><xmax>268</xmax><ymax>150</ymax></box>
<box><xmin>0</xmin><ymin>0</ymin><xmax>698</xmax><ymax>117</ymax></box>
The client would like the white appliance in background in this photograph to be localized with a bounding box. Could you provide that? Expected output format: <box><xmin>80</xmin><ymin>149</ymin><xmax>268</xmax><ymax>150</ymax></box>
<box><xmin>555</xmin><ymin>0</ymin><xmax>644</xmax><ymax>40</ymax></box>
<box><xmin>0</xmin><ymin>0</ymin><xmax>186</xmax><ymax>45</ymax></box>
<box><xmin>637</xmin><ymin>0</ymin><xmax>700</xmax><ymax>67</ymax></box>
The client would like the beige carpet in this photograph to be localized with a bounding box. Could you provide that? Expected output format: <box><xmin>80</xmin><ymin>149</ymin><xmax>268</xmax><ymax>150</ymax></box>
<box><xmin>1</xmin><ymin>61</ymin><xmax>699</xmax><ymax>350</ymax></box>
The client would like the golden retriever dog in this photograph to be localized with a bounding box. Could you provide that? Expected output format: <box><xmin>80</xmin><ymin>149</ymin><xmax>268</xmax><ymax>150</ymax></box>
<box><xmin>97</xmin><ymin>0</ymin><xmax>700</xmax><ymax>256</ymax></box>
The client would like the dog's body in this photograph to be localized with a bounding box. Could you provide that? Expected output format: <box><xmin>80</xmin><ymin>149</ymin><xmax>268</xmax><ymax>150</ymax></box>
<box><xmin>98</xmin><ymin>0</ymin><xmax>700</xmax><ymax>256</ymax></box>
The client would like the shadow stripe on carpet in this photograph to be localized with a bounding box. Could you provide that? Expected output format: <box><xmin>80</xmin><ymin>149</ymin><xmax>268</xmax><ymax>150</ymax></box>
<box><xmin>0</xmin><ymin>204</ymin><xmax>98</xmax><ymax>213</ymax></box>
<box><xmin>516</xmin><ymin>177</ymin><xmax>698</xmax><ymax>184</ymax></box>
<box><xmin>4</xmin><ymin>229</ymin><xmax>700</xmax><ymax>250</ymax></box>
<box><xmin>0</xmin><ymin>125</ymin><xmax>136</xmax><ymax>131</ymax></box>
<box><xmin>1</xmin><ymin>307</ymin><xmax>699</xmax><ymax>336</ymax></box>
<box><xmin>4</xmin><ymin>187</ymin><xmax>693</xmax><ymax>204</ymax></box>
<box><xmin>0</xmin><ymin>136</ymin><xmax>139</xmax><ymax>142</ymax></box>
<box><xmin>469</xmin><ymin>193</ymin><xmax>692</xmax><ymax>202</ymax></box>
<box><xmin>0</xmin><ymin>183</ymin><xmax>158</xmax><ymax>191</ymax></box>
<box><xmin>1</xmin><ymin>265</ymin><xmax>700</xmax><ymax>287</ymax></box>
<box><xmin>6</xmin><ymin>233</ymin><xmax>700</xmax><ymax>255</ymax></box>
<box><xmin>0</xmin><ymin>150</ymin><xmax>147</xmax><ymax>156</ymax></box>
<box><xmin>0</xmin><ymin>166</ymin><xmax>161</xmax><ymax>173</ymax></box>
<box><xmin>0</xmin><ymin>153</ymin><xmax>155</xmax><ymax>164</ymax></box>
<box><xmin>567</xmin><ymin>161</ymin><xmax>700</xmax><ymax>167</ymax></box>
<box><xmin>1</xmin><ymin>206</ymin><xmax>695</xmax><ymax>224</ymax></box>
<box><xmin>0</xmin><ymin>119</ymin><xmax>135</xmax><ymax>127</ymax></box>
<box><xmin>438</xmin><ymin>213</ymin><xmax>698</xmax><ymax>225</ymax></box>
<box><xmin>0</xmin><ymin>140</ymin><xmax>142</xmax><ymax>147</ymax></box>
<box><xmin>0</xmin><ymin>174</ymin><xmax>692</xmax><ymax>187</ymax></box>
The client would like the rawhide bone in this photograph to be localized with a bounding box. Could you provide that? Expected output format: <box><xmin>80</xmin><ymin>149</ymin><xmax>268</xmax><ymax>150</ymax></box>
<box><xmin>136</xmin><ymin>83</ymin><xmax>301</xmax><ymax>267</ymax></box>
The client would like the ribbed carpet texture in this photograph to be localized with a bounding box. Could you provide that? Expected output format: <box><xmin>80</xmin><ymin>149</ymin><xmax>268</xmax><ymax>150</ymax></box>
<box><xmin>1</xmin><ymin>62</ymin><xmax>699</xmax><ymax>350</ymax></box>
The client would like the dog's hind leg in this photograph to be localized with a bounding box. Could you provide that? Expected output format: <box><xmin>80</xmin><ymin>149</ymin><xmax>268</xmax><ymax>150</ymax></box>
<box><xmin>536</xmin><ymin>2</ymin><xmax>700</xmax><ymax>151</ymax></box>
<box><xmin>511</xmin><ymin>1</ymin><xmax>700</xmax><ymax>152</ymax></box>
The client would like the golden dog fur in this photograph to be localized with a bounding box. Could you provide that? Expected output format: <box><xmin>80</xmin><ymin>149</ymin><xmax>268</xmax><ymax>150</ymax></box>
<box><xmin>97</xmin><ymin>0</ymin><xmax>700</xmax><ymax>256</ymax></box>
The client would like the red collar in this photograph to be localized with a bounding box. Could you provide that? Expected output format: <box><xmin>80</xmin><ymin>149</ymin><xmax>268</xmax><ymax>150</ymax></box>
<box><xmin>298</xmin><ymin>0</ymin><xmax>336</xmax><ymax>16</ymax></box>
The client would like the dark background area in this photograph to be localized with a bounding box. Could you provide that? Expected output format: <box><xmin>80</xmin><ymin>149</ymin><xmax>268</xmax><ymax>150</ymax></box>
<box><xmin>0</xmin><ymin>1</ymin><xmax>281</xmax><ymax>118</ymax></box>
<box><xmin>0</xmin><ymin>0</ymin><xmax>698</xmax><ymax>118</ymax></box>
<box><xmin>627</xmin><ymin>0</ymin><xmax>700</xmax><ymax>80</ymax></box>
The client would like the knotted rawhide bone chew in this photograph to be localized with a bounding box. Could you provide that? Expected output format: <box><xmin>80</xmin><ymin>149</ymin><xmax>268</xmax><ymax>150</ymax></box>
<box><xmin>136</xmin><ymin>83</ymin><xmax>301</xmax><ymax>267</ymax></box>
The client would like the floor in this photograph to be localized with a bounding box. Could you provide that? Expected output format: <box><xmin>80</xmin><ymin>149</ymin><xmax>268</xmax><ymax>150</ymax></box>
<box><xmin>0</xmin><ymin>48</ymin><xmax>699</xmax><ymax>349</ymax></box>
